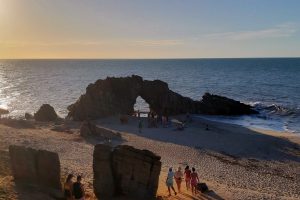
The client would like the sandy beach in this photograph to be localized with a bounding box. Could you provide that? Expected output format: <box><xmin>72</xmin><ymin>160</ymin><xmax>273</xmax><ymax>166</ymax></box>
<box><xmin>0</xmin><ymin>116</ymin><xmax>299</xmax><ymax>200</ymax></box>
<box><xmin>2</xmin><ymin>0</ymin><xmax>300</xmax><ymax>199</ymax></box>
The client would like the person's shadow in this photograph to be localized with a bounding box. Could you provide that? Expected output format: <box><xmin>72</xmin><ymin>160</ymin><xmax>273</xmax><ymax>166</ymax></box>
<box><xmin>181</xmin><ymin>190</ymin><xmax>224</xmax><ymax>200</ymax></box>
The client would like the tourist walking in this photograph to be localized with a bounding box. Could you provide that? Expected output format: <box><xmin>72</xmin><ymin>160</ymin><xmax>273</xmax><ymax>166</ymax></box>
<box><xmin>191</xmin><ymin>167</ymin><xmax>200</xmax><ymax>195</ymax></box>
<box><xmin>174</xmin><ymin>167</ymin><xmax>183</xmax><ymax>193</ymax></box>
<box><xmin>137</xmin><ymin>110</ymin><xmax>141</xmax><ymax>119</ymax></box>
<box><xmin>64</xmin><ymin>174</ymin><xmax>74</xmax><ymax>200</ymax></box>
<box><xmin>138</xmin><ymin>119</ymin><xmax>143</xmax><ymax>133</ymax></box>
<box><xmin>166</xmin><ymin>168</ymin><xmax>177</xmax><ymax>196</ymax></box>
<box><xmin>73</xmin><ymin>175</ymin><xmax>85</xmax><ymax>200</ymax></box>
<box><xmin>184</xmin><ymin>166</ymin><xmax>191</xmax><ymax>191</ymax></box>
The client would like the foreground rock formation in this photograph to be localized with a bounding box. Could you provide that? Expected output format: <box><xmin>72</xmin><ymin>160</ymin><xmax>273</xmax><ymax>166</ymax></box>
<box><xmin>9</xmin><ymin>145</ymin><xmax>61</xmax><ymax>191</ymax></box>
<box><xmin>93</xmin><ymin>144</ymin><xmax>161</xmax><ymax>199</ymax></box>
<box><xmin>34</xmin><ymin>104</ymin><xmax>58</xmax><ymax>122</ymax></box>
<box><xmin>80</xmin><ymin>121</ymin><xmax>122</xmax><ymax>141</ymax></box>
<box><xmin>67</xmin><ymin>75</ymin><xmax>257</xmax><ymax>120</ymax></box>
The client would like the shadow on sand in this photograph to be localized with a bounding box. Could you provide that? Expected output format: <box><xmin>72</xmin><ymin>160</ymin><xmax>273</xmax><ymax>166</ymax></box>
<box><xmin>95</xmin><ymin>116</ymin><xmax>300</xmax><ymax>162</ymax></box>
<box><xmin>160</xmin><ymin>190</ymin><xmax>224</xmax><ymax>200</ymax></box>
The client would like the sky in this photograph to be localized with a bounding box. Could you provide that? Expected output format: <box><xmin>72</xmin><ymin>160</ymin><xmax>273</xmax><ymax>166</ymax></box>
<box><xmin>0</xmin><ymin>0</ymin><xmax>300</xmax><ymax>59</ymax></box>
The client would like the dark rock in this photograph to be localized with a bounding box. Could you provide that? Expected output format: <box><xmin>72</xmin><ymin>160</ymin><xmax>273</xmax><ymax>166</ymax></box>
<box><xmin>68</xmin><ymin>76</ymin><xmax>143</xmax><ymax>120</ymax></box>
<box><xmin>34</xmin><ymin>104</ymin><xmax>58</xmax><ymax>122</ymax></box>
<box><xmin>112</xmin><ymin>145</ymin><xmax>161</xmax><ymax>199</ymax></box>
<box><xmin>93</xmin><ymin>144</ymin><xmax>161</xmax><ymax>199</ymax></box>
<box><xmin>25</xmin><ymin>112</ymin><xmax>34</xmax><ymax>120</ymax></box>
<box><xmin>80</xmin><ymin>121</ymin><xmax>121</xmax><ymax>141</ymax></box>
<box><xmin>37</xmin><ymin>150</ymin><xmax>61</xmax><ymax>190</ymax></box>
<box><xmin>0</xmin><ymin>118</ymin><xmax>35</xmax><ymax>129</ymax></box>
<box><xmin>9</xmin><ymin>145</ymin><xmax>62</xmax><ymax>191</ymax></box>
<box><xmin>93</xmin><ymin>144</ymin><xmax>115</xmax><ymax>199</ymax></box>
<box><xmin>67</xmin><ymin>75</ymin><xmax>257</xmax><ymax>120</ymax></box>
<box><xmin>199</xmin><ymin>93</ymin><xmax>258</xmax><ymax>115</ymax></box>
<box><xmin>9</xmin><ymin>145</ymin><xmax>38</xmax><ymax>183</ymax></box>
<box><xmin>0</xmin><ymin>108</ymin><xmax>9</xmax><ymax>115</ymax></box>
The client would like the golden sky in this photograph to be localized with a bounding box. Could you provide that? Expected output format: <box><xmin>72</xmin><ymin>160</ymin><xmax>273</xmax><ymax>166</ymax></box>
<box><xmin>0</xmin><ymin>0</ymin><xmax>299</xmax><ymax>59</ymax></box>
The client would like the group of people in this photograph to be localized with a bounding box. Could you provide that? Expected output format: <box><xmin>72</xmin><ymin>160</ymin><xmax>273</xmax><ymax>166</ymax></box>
<box><xmin>166</xmin><ymin>166</ymin><xmax>200</xmax><ymax>196</ymax></box>
<box><xmin>136</xmin><ymin>110</ymin><xmax>171</xmax><ymax>132</ymax></box>
<box><xmin>64</xmin><ymin>174</ymin><xmax>85</xmax><ymax>200</ymax></box>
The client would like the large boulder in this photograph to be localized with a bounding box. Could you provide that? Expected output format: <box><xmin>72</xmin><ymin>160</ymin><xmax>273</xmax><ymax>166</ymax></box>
<box><xmin>93</xmin><ymin>144</ymin><xmax>161</xmax><ymax>200</ymax></box>
<box><xmin>112</xmin><ymin>145</ymin><xmax>161</xmax><ymax>199</ymax></box>
<box><xmin>34</xmin><ymin>104</ymin><xmax>58</xmax><ymax>122</ymax></box>
<box><xmin>9</xmin><ymin>145</ymin><xmax>62</xmax><ymax>191</ymax></box>
<box><xmin>9</xmin><ymin>145</ymin><xmax>38</xmax><ymax>183</ymax></box>
<box><xmin>93</xmin><ymin>144</ymin><xmax>115</xmax><ymax>199</ymax></box>
<box><xmin>67</xmin><ymin>75</ymin><xmax>257</xmax><ymax>120</ymax></box>
<box><xmin>37</xmin><ymin>150</ymin><xmax>61</xmax><ymax>190</ymax></box>
<box><xmin>80</xmin><ymin>121</ymin><xmax>121</xmax><ymax>141</ymax></box>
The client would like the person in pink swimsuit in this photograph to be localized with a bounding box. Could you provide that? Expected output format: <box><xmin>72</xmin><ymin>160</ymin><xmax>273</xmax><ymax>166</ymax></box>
<box><xmin>184</xmin><ymin>166</ymin><xmax>191</xmax><ymax>191</ymax></box>
<box><xmin>190</xmin><ymin>167</ymin><xmax>199</xmax><ymax>195</ymax></box>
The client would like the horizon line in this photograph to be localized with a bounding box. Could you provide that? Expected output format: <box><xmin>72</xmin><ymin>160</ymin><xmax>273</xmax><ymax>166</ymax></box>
<box><xmin>1</xmin><ymin>56</ymin><xmax>300</xmax><ymax>60</ymax></box>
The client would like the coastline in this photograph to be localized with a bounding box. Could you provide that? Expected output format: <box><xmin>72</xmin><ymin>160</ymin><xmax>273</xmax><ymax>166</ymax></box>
<box><xmin>0</xmin><ymin>116</ymin><xmax>299</xmax><ymax>199</ymax></box>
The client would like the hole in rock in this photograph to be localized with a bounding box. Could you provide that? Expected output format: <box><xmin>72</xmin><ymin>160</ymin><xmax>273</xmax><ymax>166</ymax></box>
<box><xmin>133</xmin><ymin>96</ymin><xmax>150</xmax><ymax>117</ymax></box>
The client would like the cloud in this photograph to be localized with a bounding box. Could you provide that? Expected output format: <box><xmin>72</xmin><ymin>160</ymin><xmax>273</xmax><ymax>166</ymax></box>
<box><xmin>203</xmin><ymin>23</ymin><xmax>298</xmax><ymax>41</ymax></box>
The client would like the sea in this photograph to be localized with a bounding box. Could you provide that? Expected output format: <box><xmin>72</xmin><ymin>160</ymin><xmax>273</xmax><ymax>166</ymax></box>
<box><xmin>0</xmin><ymin>58</ymin><xmax>299</xmax><ymax>134</ymax></box>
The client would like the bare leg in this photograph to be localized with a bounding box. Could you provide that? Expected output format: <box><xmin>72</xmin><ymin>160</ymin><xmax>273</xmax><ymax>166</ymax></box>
<box><xmin>192</xmin><ymin>185</ymin><xmax>197</xmax><ymax>195</ymax></box>
<box><xmin>168</xmin><ymin>186</ymin><xmax>171</xmax><ymax>196</ymax></box>
<box><xmin>176</xmin><ymin>181</ymin><xmax>180</xmax><ymax>192</ymax></box>
<box><xmin>191</xmin><ymin>185</ymin><xmax>194</xmax><ymax>194</ymax></box>
<box><xmin>185</xmin><ymin>181</ymin><xmax>188</xmax><ymax>190</ymax></box>
<box><xmin>171</xmin><ymin>186</ymin><xmax>177</xmax><ymax>195</ymax></box>
<box><xmin>186</xmin><ymin>180</ymin><xmax>190</xmax><ymax>190</ymax></box>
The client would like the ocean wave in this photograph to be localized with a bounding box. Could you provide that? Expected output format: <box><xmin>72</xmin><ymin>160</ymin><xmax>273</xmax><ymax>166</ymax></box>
<box><xmin>248</xmin><ymin>102</ymin><xmax>299</xmax><ymax>117</ymax></box>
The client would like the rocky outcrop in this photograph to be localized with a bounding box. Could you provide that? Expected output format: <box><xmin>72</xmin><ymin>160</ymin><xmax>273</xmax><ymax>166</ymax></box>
<box><xmin>67</xmin><ymin>75</ymin><xmax>257</xmax><ymax>120</ymax></box>
<box><xmin>93</xmin><ymin>144</ymin><xmax>161</xmax><ymax>199</ymax></box>
<box><xmin>80</xmin><ymin>121</ymin><xmax>121</xmax><ymax>141</ymax></box>
<box><xmin>34</xmin><ymin>104</ymin><xmax>58</xmax><ymax>122</ymax></box>
<box><xmin>0</xmin><ymin>108</ymin><xmax>9</xmax><ymax>115</ymax></box>
<box><xmin>68</xmin><ymin>76</ymin><xmax>143</xmax><ymax>120</ymax></box>
<box><xmin>199</xmin><ymin>93</ymin><xmax>256</xmax><ymax>115</ymax></box>
<box><xmin>9</xmin><ymin>145</ymin><xmax>61</xmax><ymax>190</ymax></box>
<box><xmin>25</xmin><ymin>112</ymin><xmax>34</xmax><ymax>120</ymax></box>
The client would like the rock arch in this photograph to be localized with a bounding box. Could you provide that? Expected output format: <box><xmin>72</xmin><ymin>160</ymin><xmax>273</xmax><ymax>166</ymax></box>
<box><xmin>134</xmin><ymin>96</ymin><xmax>150</xmax><ymax>113</ymax></box>
<box><xmin>67</xmin><ymin>75</ymin><xmax>257</xmax><ymax>121</ymax></box>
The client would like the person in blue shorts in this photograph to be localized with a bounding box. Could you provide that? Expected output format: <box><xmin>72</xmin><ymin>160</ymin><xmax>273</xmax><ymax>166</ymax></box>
<box><xmin>166</xmin><ymin>167</ymin><xmax>177</xmax><ymax>196</ymax></box>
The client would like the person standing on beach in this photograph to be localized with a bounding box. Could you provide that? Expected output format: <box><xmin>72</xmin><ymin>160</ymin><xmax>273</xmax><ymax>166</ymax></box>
<box><xmin>138</xmin><ymin>119</ymin><xmax>143</xmax><ymax>133</ymax></box>
<box><xmin>137</xmin><ymin>110</ymin><xmax>141</xmax><ymax>119</ymax></box>
<box><xmin>190</xmin><ymin>167</ymin><xmax>200</xmax><ymax>195</ymax></box>
<box><xmin>184</xmin><ymin>166</ymin><xmax>191</xmax><ymax>191</ymax></box>
<box><xmin>166</xmin><ymin>168</ymin><xmax>177</xmax><ymax>196</ymax></box>
<box><xmin>174</xmin><ymin>167</ymin><xmax>183</xmax><ymax>193</ymax></box>
<box><xmin>73</xmin><ymin>175</ymin><xmax>85</xmax><ymax>200</ymax></box>
<box><xmin>64</xmin><ymin>174</ymin><xmax>74</xmax><ymax>200</ymax></box>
